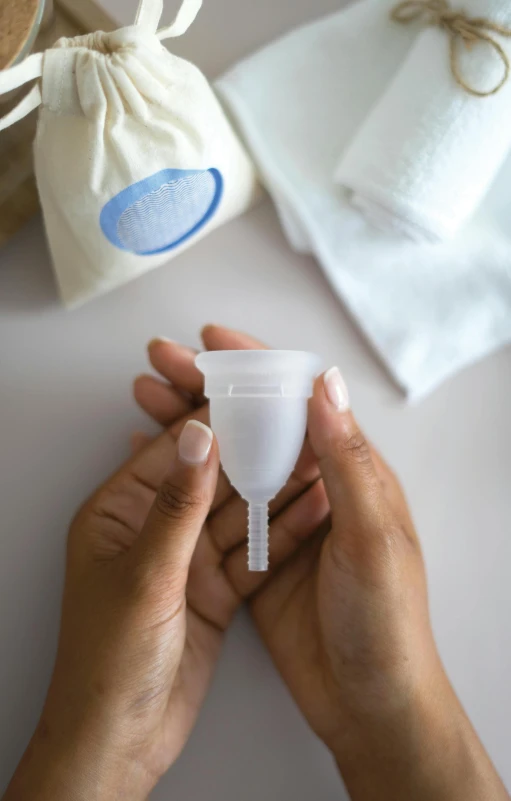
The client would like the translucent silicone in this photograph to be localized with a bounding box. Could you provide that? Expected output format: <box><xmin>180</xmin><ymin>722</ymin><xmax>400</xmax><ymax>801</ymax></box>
<box><xmin>196</xmin><ymin>350</ymin><xmax>321</xmax><ymax>571</ymax></box>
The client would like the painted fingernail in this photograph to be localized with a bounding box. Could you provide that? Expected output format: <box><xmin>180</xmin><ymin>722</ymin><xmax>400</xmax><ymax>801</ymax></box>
<box><xmin>324</xmin><ymin>367</ymin><xmax>350</xmax><ymax>411</ymax></box>
<box><xmin>178</xmin><ymin>420</ymin><xmax>213</xmax><ymax>465</ymax></box>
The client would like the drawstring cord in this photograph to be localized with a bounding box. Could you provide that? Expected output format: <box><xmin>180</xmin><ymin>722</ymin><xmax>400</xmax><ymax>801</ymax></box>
<box><xmin>0</xmin><ymin>0</ymin><xmax>202</xmax><ymax>132</ymax></box>
<box><xmin>0</xmin><ymin>52</ymin><xmax>43</xmax><ymax>133</ymax></box>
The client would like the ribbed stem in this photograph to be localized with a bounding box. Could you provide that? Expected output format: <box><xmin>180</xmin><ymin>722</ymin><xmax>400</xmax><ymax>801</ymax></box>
<box><xmin>248</xmin><ymin>502</ymin><xmax>269</xmax><ymax>572</ymax></box>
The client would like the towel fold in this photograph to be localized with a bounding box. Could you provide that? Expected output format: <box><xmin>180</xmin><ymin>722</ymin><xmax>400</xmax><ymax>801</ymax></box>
<box><xmin>334</xmin><ymin>0</ymin><xmax>511</xmax><ymax>243</ymax></box>
<box><xmin>217</xmin><ymin>0</ymin><xmax>511</xmax><ymax>400</ymax></box>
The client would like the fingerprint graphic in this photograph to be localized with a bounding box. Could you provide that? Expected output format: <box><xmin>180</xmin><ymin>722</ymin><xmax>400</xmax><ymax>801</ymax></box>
<box><xmin>100</xmin><ymin>168</ymin><xmax>223</xmax><ymax>255</ymax></box>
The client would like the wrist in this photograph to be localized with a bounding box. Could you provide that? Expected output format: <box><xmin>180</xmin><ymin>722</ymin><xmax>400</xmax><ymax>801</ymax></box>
<box><xmin>332</xmin><ymin>674</ymin><xmax>506</xmax><ymax>801</ymax></box>
<box><xmin>4</xmin><ymin>710</ymin><xmax>154</xmax><ymax>801</ymax></box>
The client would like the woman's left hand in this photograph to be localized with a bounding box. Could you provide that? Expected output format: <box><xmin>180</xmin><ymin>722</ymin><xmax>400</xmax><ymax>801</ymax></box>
<box><xmin>5</xmin><ymin>419</ymin><xmax>221</xmax><ymax>801</ymax></box>
<box><xmin>5</xmin><ymin>342</ymin><xmax>326</xmax><ymax>801</ymax></box>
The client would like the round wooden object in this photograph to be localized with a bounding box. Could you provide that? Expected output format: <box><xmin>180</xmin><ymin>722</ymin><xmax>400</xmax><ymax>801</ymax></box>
<box><xmin>0</xmin><ymin>0</ymin><xmax>41</xmax><ymax>70</ymax></box>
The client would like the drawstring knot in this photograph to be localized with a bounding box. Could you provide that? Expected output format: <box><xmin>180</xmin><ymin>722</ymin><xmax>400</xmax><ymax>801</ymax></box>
<box><xmin>392</xmin><ymin>0</ymin><xmax>511</xmax><ymax>97</ymax></box>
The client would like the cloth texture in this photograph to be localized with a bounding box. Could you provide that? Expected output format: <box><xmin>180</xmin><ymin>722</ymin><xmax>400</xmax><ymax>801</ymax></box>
<box><xmin>216</xmin><ymin>0</ymin><xmax>511</xmax><ymax>400</ymax></box>
<box><xmin>335</xmin><ymin>0</ymin><xmax>511</xmax><ymax>243</ymax></box>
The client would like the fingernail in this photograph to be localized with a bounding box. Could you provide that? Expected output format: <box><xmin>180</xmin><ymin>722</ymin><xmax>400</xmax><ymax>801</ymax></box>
<box><xmin>324</xmin><ymin>367</ymin><xmax>350</xmax><ymax>411</ymax></box>
<box><xmin>148</xmin><ymin>337</ymin><xmax>173</xmax><ymax>350</ymax></box>
<box><xmin>200</xmin><ymin>324</ymin><xmax>218</xmax><ymax>341</ymax></box>
<box><xmin>178</xmin><ymin>420</ymin><xmax>213</xmax><ymax>465</ymax></box>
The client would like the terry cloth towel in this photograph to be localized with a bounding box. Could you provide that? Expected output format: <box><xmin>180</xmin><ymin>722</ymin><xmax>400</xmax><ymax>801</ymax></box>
<box><xmin>334</xmin><ymin>0</ymin><xmax>511</xmax><ymax>243</ymax></box>
<box><xmin>216</xmin><ymin>0</ymin><xmax>511</xmax><ymax>400</ymax></box>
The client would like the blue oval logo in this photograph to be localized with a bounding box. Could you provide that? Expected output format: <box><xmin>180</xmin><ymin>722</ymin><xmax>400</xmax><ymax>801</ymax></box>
<box><xmin>100</xmin><ymin>168</ymin><xmax>224</xmax><ymax>255</ymax></box>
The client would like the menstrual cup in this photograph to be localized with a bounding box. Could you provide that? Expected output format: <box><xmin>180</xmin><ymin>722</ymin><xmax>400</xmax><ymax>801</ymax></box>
<box><xmin>196</xmin><ymin>350</ymin><xmax>321</xmax><ymax>571</ymax></box>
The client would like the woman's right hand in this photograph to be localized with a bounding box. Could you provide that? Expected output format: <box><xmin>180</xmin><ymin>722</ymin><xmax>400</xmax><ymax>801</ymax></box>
<box><xmin>256</xmin><ymin>365</ymin><xmax>508</xmax><ymax>800</ymax></box>
<box><xmin>136</xmin><ymin>326</ymin><xmax>509</xmax><ymax>801</ymax></box>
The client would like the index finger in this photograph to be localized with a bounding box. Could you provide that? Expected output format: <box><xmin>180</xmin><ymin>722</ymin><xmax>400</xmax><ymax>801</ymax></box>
<box><xmin>201</xmin><ymin>324</ymin><xmax>267</xmax><ymax>352</ymax></box>
<box><xmin>146</xmin><ymin>327</ymin><xmax>267</xmax><ymax>404</ymax></box>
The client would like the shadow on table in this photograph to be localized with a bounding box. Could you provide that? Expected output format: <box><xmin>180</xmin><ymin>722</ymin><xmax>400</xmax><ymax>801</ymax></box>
<box><xmin>0</xmin><ymin>215</ymin><xmax>58</xmax><ymax>313</ymax></box>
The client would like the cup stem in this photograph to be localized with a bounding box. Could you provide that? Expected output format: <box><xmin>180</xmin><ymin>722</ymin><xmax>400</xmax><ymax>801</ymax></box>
<box><xmin>248</xmin><ymin>502</ymin><xmax>269</xmax><ymax>572</ymax></box>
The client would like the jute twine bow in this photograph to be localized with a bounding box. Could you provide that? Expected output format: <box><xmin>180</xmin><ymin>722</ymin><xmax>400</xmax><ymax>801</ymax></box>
<box><xmin>391</xmin><ymin>0</ymin><xmax>511</xmax><ymax>97</ymax></box>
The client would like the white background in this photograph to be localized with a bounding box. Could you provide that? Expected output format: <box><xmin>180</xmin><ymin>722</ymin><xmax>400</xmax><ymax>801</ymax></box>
<box><xmin>0</xmin><ymin>0</ymin><xmax>510</xmax><ymax>797</ymax></box>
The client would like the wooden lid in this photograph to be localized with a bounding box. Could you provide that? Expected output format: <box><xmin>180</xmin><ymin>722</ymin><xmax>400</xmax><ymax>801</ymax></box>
<box><xmin>0</xmin><ymin>0</ymin><xmax>41</xmax><ymax>70</ymax></box>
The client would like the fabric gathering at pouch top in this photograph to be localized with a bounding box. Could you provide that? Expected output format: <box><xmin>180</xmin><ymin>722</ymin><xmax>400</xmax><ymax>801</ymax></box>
<box><xmin>0</xmin><ymin>0</ymin><xmax>259</xmax><ymax>307</ymax></box>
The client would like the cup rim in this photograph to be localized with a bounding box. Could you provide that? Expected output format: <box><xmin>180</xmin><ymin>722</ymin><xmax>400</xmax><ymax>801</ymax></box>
<box><xmin>196</xmin><ymin>349</ymin><xmax>322</xmax><ymax>376</ymax></box>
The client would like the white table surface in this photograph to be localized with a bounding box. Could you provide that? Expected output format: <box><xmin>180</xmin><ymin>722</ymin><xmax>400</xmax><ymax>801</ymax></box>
<box><xmin>1</xmin><ymin>0</ymin><xmax>510</xmax><ymax>797</ymax></box>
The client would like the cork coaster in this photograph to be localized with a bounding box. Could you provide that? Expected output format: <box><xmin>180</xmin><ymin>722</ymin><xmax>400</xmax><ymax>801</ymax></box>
<box><xmin>0</xmin><ymin>0</ymin><xmax>41</xmax><ymax>70</ymax></box>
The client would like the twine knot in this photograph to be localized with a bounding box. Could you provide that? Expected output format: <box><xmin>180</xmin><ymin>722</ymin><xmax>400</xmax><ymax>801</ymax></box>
<box><xmin>391</xmin><ymin>0</ymin><xmax>511</xmax><ymax>97</ymax></box>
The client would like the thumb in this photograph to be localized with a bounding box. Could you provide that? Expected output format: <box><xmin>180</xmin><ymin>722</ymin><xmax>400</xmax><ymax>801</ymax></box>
<box><xmin>131</xmin><ymin>420</ymin><xmax>218</xmax><ymax>582</ymax></box>
<box><xmin>307</xmin><ymin>368</ymin><xmax>387</xmax><ymax>562</ymax></box>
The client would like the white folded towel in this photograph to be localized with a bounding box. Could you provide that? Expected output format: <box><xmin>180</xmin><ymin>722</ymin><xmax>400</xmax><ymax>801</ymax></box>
<box><xmin>216</xmin><ymin>0</ymin><xmax>511</xmax><ymax>400</ymax></box>
<box><xmin>334</xmin><ymin>0</ymin><xmax>511</xmax><ymax>243</ymax></box>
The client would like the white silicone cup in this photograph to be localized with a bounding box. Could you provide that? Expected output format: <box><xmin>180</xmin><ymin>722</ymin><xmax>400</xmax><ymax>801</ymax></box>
<box><xmin>196</xmin><ymin>350</ymin><xmax>321</xmax><ymax>571</ymax></box>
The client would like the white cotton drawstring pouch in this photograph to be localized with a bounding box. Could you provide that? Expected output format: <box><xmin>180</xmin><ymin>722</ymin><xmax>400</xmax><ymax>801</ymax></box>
<box><xmin>0</xmin><ymin>0</ymin><xmax>259</xmax><ymax>307</ymax></box>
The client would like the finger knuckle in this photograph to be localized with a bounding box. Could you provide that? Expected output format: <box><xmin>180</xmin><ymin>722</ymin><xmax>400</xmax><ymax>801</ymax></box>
<box><xmin>342</xmin><ymin>430</ymin><xmax>372</xmax><ymax>465</ymax></box>
<box><xmin>155</xmin><ymin>481</ymin><xmax>203</xmax><ymax>521</ymax></box>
